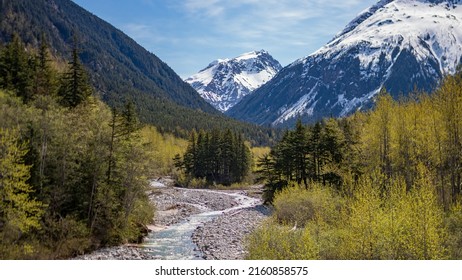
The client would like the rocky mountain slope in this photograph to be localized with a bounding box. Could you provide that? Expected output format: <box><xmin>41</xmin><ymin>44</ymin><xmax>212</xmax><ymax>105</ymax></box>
<box><xmin>186</xmin><ymin>50</ymin><xmax>282</xmax><ymax>112</ymax></box>
<box><xmin>228</xmin><ymin>0</ymin><xmax>462</xmax><ymax>126</ymax></box>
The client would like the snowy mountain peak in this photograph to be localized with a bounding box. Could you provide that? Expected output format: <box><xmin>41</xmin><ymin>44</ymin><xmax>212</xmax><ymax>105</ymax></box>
<box><xmin>228</xmin><ymin>0</ymin><xmax>462</xmax><ymax>126</ymax></box>
<box><xmin>186</xmin><ymin>50</ymin><xmax>282</xmax><ymax>112</ymax></box>
<box><xmin>335</xmin><ymin>0</ymin><xmax>461</xmax><ymax>41</ymax></box>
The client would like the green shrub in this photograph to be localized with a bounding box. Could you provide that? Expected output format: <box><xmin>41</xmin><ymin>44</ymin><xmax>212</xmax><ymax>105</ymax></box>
<box><xmin>272</xmin><ymin>183</ymin><xmax>342</xmax><ymax>227</ymax></box>
<box><xmin>246</xmin><ymin>221</ymin><xmax>319</xmax><ymax>260</ymax></box>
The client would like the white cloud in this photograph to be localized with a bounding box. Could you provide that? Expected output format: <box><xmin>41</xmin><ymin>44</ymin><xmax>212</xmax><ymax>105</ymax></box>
<box><xmin>121</xmin><ymin>0</ymin><xmax>377</xmax><ymax>77</ymax></box>
<box><xmin>123</xmin><ymin>23</ymin><xmax>152</xmax><ymax>39</ymax></box>
<box><xmin>178</xmin><ymin>0</ymin><xmax>371</xmax><ymax>50</ymax></box>
<box><xmin>183</xmin><ymin>0</ymin><xmax>225</xmax><ymax>17</ymax></box>
<box><xmin>123</xmin><ymin>23</ymin><xmax>181</xmax><ymax>46</ymax></box>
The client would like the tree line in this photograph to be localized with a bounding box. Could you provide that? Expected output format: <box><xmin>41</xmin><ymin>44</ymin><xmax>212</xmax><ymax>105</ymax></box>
<box><xmin>257</xmin><ymin>117</ymin><xmax>358</xmax><ymax>203</ymax></box>
<box><xmin>174</xmin><ymin>129</ymin><xmax>252</xmax><ymax>186</ymax></box>
<box><xmin>0</xmin><ymin>35</ymin><xmax>154</xmax><ymax>259</ymax></box>
<box><xmin>251</xmin><ymin>72</ymin><xmax>462</xmax><ymax>259</ymax></box>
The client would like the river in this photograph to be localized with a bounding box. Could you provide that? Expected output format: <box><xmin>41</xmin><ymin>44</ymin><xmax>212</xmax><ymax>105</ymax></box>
<box><xmin>142</xmin><ymin>183</ymin><xmax>261</xmax><ymax>260</ymax></box>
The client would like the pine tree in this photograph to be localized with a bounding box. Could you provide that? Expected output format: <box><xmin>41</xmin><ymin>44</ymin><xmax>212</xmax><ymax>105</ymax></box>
<box><xmin>0</xmin><ymin>34</ymin><xmax>33</xmax><ymax>102</ymax></box>
<box><xmin>235</xmin><ymin>133</ymin><xmax>251</xmax><ymax>183</ymax></box>
<box><xmin>220</xmin><ymin>129</ymin><xmax>234</xmax><ymax>184</ymax></box>
<box><xmin>195</xmin><ymin>130</ymin><xmax>209</xmax><ymax>179</ymax></box>
<box><xmin>178</xmin><ymin>129</ymin><xmax>251</xmax><ymax>186</ymax></box>
<box><xmin>292</xmin><ymin>120</ymin><xmax>309</xmax><ymax>186</ymax></box>
<box><xmin>182</xmin><ymin>131</ymin><xmax>197</xmax><ymax>176</ymax></box>
<box><xmin>308</xmin><ymin>122</ymin><xmax>323</xmax><ymax>181</ymax></box>
<box><xmin>120</xmin><ymin>100</ymin><xmax>140</xmax><ymax>138</ymax></box>
<box><xmin>58</xmin><ymin>34</ymin><xmax>92</xmax><ymax>108</ymax></box>
<box><xmin>32</xmin><ymin>35</ymin><xmax>56</xmax><ymax>97</ymax></box>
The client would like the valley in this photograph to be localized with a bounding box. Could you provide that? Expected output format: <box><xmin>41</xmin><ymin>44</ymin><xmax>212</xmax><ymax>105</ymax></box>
<box><xmin>2</xmin><ymin>0</ymin><xmax>462</xmax><ymax>262</ymax></box>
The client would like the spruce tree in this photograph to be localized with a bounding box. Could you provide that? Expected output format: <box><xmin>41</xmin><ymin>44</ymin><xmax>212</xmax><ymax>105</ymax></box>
<box><xmin>178</xmin><ymin>129</ymin><xmax>251</xmax><ymax>186</ymax></box>
<box><xmin>292</xmin><ymin>120</ymin><xmax>309</xmax><ymax>185</ymax></box>
<box><xmin>32</xmin><ymin>35</ymin><xmax>56</xmax><ymax>97</ymax></box>
<box><xmin>0</xmin><ymin>34</ymin><xmax>33</xmax><ymax>102</ymax></box>
<box><xmin>308</xmin><ymin>122</ymin><xmax>323</xmax><ymax>181</ymax></box>
<box><xmin>235</xmin><ymin>133</ymin><xmax>251</xmax><ymax>183</ymax></box>
<box><xmin>58</xmin><ymin>34</ymin><xmax>92</xmax><ymax>108</ymax></box>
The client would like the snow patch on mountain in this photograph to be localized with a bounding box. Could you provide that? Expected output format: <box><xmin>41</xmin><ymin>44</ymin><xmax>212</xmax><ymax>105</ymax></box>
<box><xmin>317</xmin><ymin>0</ymin><xmax>462</xmax><ymax>74</ymax></box>
<box><xmin>186</xmin><ymin>50</ymin><xmax>282</xmax><ymax>112</ymax></box>
<box><xmin>268</xmin><ymin>0</ymin><xmax>462</xmax><ymax>125</ymax></box>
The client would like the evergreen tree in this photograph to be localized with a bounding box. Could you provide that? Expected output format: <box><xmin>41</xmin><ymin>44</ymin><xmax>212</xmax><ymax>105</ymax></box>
<box><xmin>32</xmin><ymin>35</ymin><xmax>57</xmax><ymax>97</ymax></box>
<box><xmin>177</xmin><ymin>129</ymin><xmax>251</xmax><ymax>185</ymax></box>
<box><xmin>195</xmin><ymin>130</ymin><xmax>209</xmax><ymax>179</ymax></box>
<box><xmin>292</xmin><ymin>120</ymin><xmax>309</xmax><ymax>185</ymax></box>
<box><xmin>235</xmin><ymin>133</ymin><xmax>251</xmax><ymax>183</ymax></box>
<box><xmin>0</xmin><ymin>34</ymin><xmax>33</xmax><ymax>102</ymax></box>
<box><xmin>221</xmin><ymin>129</ymin><xmax>234</xmax><ymax>184</ymax></box>
<box><xmin>308</xmin><ymin>122</ymin><xmax>323</xmax><ymax>181</ymax></box>
<box><xmin>182</xmin><ymin>131</ymin><xmax>197</xmax><ymax>175</ymax></box>
<box><xmin>320</xmin><ymin>118</ymin><xmax>346</xmax><ymax>187</ymax></box>
<box><xmin>58</xmin><ymin>34</ymin><xmax>92</xmax><ymax>108</ymax></box>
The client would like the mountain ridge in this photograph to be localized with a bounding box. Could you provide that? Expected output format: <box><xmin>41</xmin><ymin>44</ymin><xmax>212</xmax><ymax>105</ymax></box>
<box><xmin>185</xmin><ymin>50</ymin><xmax>282</xmax><ymax>112</ymax></box>
<box><xmin>0</xmin><ymin>0</ymin><xmax>283</xmax><ymax>145</ymax></box>
<box><xmin>227</xmin><ymin>0</ymin><xmax>462</xmax><ymax>127</ymax></box>
<box><xmin>0</xmin><ymin>0</ymin><xmax>217</xmax><ymax>116</ymax></box>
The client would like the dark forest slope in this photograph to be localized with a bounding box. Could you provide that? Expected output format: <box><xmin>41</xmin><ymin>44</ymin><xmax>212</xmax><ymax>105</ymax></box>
<box><xmin>0</xmin><ymin>0</ymin><xmax>279</xmax><ymax>144</ymax></box>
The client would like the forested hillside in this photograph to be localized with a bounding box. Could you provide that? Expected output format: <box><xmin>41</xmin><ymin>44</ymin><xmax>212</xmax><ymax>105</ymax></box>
<box><xmin>0</xmin><ymin>0</ymin><xmax>280</xmax><ymax>146</ymax></box>
<box><xmin>0</xmin><ymin>36</ymin><xmax>164</xmax><ymax>259</ymax></box>
<box><xmin>0</xmin><ymin>0</ymin><xmax>215</xmax><ymax>112</ymax></box>
<box><xmin>250</xmin><ymin>72</ymin><xmax>462</xmax><ymax>259</ymax></box>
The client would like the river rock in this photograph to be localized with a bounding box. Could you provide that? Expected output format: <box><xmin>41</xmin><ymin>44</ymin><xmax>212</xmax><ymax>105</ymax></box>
<box><xmin>74</xmin><ymin>182</ymin><xmax>268</xmax><ymax>260</ymax></box>
<box><xmin>192</xmin><ymin>204</ymin><xmax>271</xmax><ymax>260</ymax></box>
<box><xmin>73</xmin><ymin>245</ymin><xmax>157</xmax><ymax>260</ymax></box>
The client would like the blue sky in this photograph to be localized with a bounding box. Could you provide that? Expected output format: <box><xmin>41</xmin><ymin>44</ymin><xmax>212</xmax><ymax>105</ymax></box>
<box><xmin>72</xmin><ymin>0</ymin><xmax>378</xmax><ymax>78</ymax></box>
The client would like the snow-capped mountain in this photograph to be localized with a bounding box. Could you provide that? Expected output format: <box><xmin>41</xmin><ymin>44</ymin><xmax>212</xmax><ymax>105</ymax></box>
<box><xmin>227</xmin><ymin>0</ymin><xmax>462</xmax><ymax>126</ymax></box>
<box><xmin>186</xmin><ymin>50</ymin><xmax>282</xmax><ymax>112</ymax></box>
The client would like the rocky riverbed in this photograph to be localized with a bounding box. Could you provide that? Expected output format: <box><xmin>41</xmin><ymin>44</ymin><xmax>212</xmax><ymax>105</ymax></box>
<box><xmin>74</xmin><ymin>178</ymin><xmax>270</xmax><ymax>260</ymax></box>
<box><xmin>192</xmin><ymin>204</ymin><xmax>271</xmax><ymax>259</ymax></box>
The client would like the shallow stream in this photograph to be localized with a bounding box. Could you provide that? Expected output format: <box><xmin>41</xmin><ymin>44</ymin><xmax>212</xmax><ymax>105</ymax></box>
<box><xmin>142</xmin><ymin>186</ymin><xmax>260</xmax><ymax>260</ymax></box>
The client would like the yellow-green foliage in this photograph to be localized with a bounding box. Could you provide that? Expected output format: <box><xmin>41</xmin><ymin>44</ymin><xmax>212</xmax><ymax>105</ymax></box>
<box><xmin>358</xmin><ymin>77</ymin><xmax>462</xmax><ymax>207</ymax></box>
<box><xmin>339</xmin><ymin>169</ymin><xmax>447</xmax><ymax>260</ymax></box>
<box><xmin>339</xmin><ymin>175</ymin><xmax>386</xmax><ymax>259</ymax></box>
<box><xmin>248</xmin><ymin>171</ymin><xmax>448</xmax><ymax>260</ymax></box>
<box><xmin>249</xmin><ymin>183</ymin><xmax>344</xmax><ymax>260</ymax></box>
<box><xmin>1</xmin><ymin>90</ymin><xmax>155</xmax><ymax>258</ymax></box>
<box><xmin>446</xmin><ymin>202</ymin><xmax>462</xmax><ymax>259</ymax></box>
<box><xmin>403</xmin><ymin>166</ymin><xmax>447</xmax><ymax>259</ymax></box>
<box><xmin>0</xmin><ymin>128</ymin><xmax>44</xmax><ymax>233</ymax></box>
<box><xmin>246</xmin><ymin>221</ymin><xmax>319</xmax><ymax>260</ymax></box>
<box><xmin>175</xmin><ymin>173</ymin><xmax>208</xmax><ymax>189</ymax></box>
<box><xmin>273</xmin><ymin>183</ymin><xmax>342</xmax><ymax>227</ymax></box>
<box><xmin>0</xmin><ymin>127</ymin><xmax>45</xmax><ymax>258</ymax></box>
<box><xmin>141</xmin><ymin>126</ymin><xmax>188</xmax><ymax>175</ymax></box>
<box><xmin>251</xmin><ymin>146</ymin><xmax>271</xmax><ymax>171</ymax></box>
